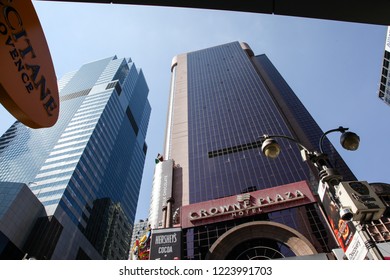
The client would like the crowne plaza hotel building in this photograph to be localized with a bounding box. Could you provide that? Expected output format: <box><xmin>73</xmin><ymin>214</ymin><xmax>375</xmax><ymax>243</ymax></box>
<box><xmin>149</xmin><ymin>41</ymin><xmax>362</xmax><ymax>260</ymax></box>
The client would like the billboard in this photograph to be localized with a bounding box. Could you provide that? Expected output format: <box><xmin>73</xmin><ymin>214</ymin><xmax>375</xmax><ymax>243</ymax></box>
<box><xmin>149</xmin><ymin>159</ymin><xmax>174</xmax><ymax>228</ymax></box>
<box><xmin>0</xmin><ymin>0</ymin><xmax>59</xmax><ymax>128</ymax></box>
<box><xmin>149</xmin><ymin>228</ymin><xmax>181</xmax><ymax>260</ymax></box>
<box><xmin>318</xmin><ymin>182</ymin><xmax>356</xmax><ymax>255</ymax></box>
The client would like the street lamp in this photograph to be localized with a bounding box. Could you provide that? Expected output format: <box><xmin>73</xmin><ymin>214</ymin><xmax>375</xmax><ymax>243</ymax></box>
<box><xmin>318</xmin><ymin>126</ymin><xmax>360</xmax><ymax>153</ymax></box>
<box><xmin>261</xmin><ymin>126</ymin><xmax>360</xmax><ymax>161</ymax></box>
<box><xmin>259</xmin><ymin>126</ymin><xmax>385</xmax><ymax>260</ymax></box>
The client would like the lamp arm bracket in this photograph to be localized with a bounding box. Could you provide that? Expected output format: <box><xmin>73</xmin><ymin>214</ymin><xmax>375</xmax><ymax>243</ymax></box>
<box><xmin>319</xmin><ymin>126</ymin><xmax>349</xmax><ymax>153</ymax></box>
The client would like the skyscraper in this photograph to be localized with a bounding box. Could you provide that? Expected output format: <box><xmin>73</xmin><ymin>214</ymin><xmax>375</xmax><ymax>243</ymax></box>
<box><xmin>150</xmin><ymin>42</ymin><xmax>357</xmax><ymax>260</ymax></box>
<box><xmin>0</xmin><ymin>56</ymin><xmax>151</xmax><ymax>259</ymax></box>
<box><xmin>378</xmin><ymin>26</ymin><xmax>390</xmax><ymax>106</ymax></box>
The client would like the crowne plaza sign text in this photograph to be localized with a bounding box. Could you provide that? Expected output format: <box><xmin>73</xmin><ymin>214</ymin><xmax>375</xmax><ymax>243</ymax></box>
<box><xmin>180</xmin><ymin>181</ymin><xmax>317</xmax><ymax>228</ymax></box>
<box><xmin>0</xmin><ymin>0</ymin><xmax>59</xmax><ymax>128</ymax></box>
<box><xmin>189</xmin><ymin>189</ymin><xmax>306</xmax><ymax>220</ymax></box>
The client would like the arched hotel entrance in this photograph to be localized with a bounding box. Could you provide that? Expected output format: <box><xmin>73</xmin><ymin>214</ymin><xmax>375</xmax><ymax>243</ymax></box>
<box><xmin>205</xmin><ymin>221</ymin><xmax>318</xmax><ymax>260</ymax></box>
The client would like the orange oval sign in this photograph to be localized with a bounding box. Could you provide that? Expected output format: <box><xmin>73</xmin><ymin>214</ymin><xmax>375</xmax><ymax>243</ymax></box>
<box><xmin>0</xmin><ymin>0</ymin><xmax>59</xmax><ymax>128</ymax></box>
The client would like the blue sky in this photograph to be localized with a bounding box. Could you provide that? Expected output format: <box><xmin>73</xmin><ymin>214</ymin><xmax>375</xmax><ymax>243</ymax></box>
<box><xmin>0</xmin><ymin>2</ymin><xmax>388</xmax><ymax>221</ymax></box>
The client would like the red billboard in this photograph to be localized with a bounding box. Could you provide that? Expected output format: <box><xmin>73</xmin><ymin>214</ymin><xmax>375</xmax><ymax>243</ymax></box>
<box><xmin>318</xmin><ymin>182</ymin><xmax>356</xmax><ymax>254</ymax></box>
<box><xmin>180</xmin><ymin>180</ymin><xmax>316</xmax><ymax>229</ymax></box>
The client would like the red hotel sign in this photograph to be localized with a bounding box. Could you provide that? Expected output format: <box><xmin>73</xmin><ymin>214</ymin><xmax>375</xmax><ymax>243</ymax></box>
<box><xmin>180</xmin><ymin>181</ymin><xmax>316</xmax><ymax>229</ymax></box>
<box><xmin>0</xmin><ymin>1</ymin><xmax>59</xmax><ymax>128</ymax></box>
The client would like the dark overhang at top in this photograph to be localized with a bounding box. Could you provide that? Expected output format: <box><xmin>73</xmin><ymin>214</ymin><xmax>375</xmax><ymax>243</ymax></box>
<box><xmin>40</xmin><ymin>0</ymin><xmax>390</xmax><ymax>25</ymax></box>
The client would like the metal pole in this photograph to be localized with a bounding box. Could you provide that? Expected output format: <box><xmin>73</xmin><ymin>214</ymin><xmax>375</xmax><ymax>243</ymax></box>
<box><xmin>162</xmin><ymin>206</ymin><xmax>167</xmax><ymax>228</ymax></box>
<box><xmin>166</xmin><ymin>200</ymin><xmax>173</xmax><ymax>228</ymax></box>
<box><xmin>353</xmin><ymin>221</ymin><xmax>384</xmax><ymax>260</ymax></box>
<box><xmin>310</xmin><ymin>154</ymin><xmax>384</xmax><ymax>260</ymax></box>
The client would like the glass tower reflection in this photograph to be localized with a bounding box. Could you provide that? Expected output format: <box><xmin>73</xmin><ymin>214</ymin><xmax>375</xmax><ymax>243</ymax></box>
<box><xmin>0</xmin><ymin>56</ymin><xmax>150</xmax><ymax>259</ymax></box>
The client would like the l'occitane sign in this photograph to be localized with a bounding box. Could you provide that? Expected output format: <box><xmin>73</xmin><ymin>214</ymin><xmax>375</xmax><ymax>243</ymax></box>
<box><xmin>0</xmin><ymin>0</ymin><xmax>59</xmax><ymax>128</ymax></box>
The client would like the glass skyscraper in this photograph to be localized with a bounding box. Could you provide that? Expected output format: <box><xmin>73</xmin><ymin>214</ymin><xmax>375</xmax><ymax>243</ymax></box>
<box><xmin>0</xmin><ymin>56</ymin><xmax>150</xmax><ymax>259</ymax></box>
<box><xmin>164</xmin><ymin>41</ymin><xmax>354</xmax><ymax>207</ymax></box>
<box><xmin>378</xmin><ymin>26</ymin><xmax>390</xmax><ymax>106</ymax></box>
<box><xmin>151</xmin><ymin>42</ymin><xmax>357</xmax><ymax>260</ymax></box>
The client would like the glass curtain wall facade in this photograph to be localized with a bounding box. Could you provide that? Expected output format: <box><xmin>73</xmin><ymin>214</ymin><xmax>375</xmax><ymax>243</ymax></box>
<box><xmin>163</xmin><ymin>42</ymin><xmax>356</xmax><ymax>259</ymax></box>
<box><xmin>0</xmin><ymin>56</ymin><xmax>151</xmax><ymax>259</ymax></box>
<box><xmin>167</xmin><ymin>42</ymin><xmax>355</xmax><ymax>206</ymax></box>
<box><xmin>378</xmin><ymin>27</ymin><xmax>390</xmax><ymax>106</ymax></box>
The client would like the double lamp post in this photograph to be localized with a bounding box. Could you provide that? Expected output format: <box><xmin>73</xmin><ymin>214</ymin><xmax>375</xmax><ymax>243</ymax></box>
<box><xmin>260</xmin><ymin>126</ymin><xmax>386</xmax><ymax>260</ymax></box>
<box><xmin>209</xmin><ymin>126</ymin><xmax>386</xmax><ymax>260</ymax></box>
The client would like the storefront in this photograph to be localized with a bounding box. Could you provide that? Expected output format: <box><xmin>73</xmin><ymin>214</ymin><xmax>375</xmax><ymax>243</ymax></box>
<box><xmin>179</xmin><ymin>180</ymin><xmax>338</xmax><ymax>260</ymax></box>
